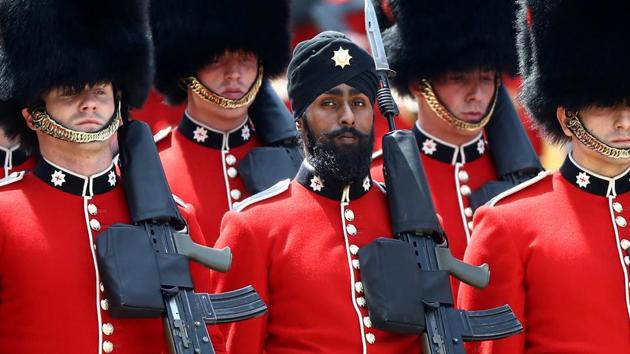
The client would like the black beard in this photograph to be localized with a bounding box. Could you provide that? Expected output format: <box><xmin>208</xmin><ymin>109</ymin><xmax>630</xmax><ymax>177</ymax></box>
<box><xmin>302</xmin><ymin>119</ymin><xmax>374</xmax><ymax>184</ymax></box>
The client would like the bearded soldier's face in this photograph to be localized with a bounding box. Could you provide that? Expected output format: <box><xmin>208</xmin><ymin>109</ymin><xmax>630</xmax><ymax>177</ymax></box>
<box><xmin>299</xmin><ymin>83</ymin><xmax>374</xmax><ymax>182</ymax></box>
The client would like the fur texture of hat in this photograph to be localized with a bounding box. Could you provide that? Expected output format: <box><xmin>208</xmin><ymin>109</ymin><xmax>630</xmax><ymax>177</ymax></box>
<box><xmin>0</xmin><ymin>0</ymin><xmax>153</xmax><ymax>108</ymax></box>
<box><xmin>517</xmin><ymin>0</ymin><xmax>630</xmax><ymax>142</ymax></box>
<box><xmin>382</xmin><ymin>0</ymin><xmax>518</xmax><ymax>96</ymax></box>
<box><xmin>151</xmin><ymin>0</ymin><xmax>291</xmax><ymax>104</ymax></box>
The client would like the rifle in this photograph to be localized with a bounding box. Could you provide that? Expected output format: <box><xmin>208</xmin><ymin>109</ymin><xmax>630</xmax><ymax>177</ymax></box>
<box><xmin>358</xmin><ymin>2</ymin><xmax>523</xmax><ymax>353</ymax></box>
<box><xmin>469</xmin><ymin>84</ymin><xmax>543</xmax><ymax>210</ymax></box>
<box><xmin>96</xmin><ymin>119</ymin><xmax>267</xmax><ymax>354</ymax></box>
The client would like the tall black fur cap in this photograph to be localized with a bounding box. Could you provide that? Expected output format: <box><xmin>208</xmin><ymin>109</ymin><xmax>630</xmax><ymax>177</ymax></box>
<box><xmin>0</xmin><ymin>0</ymin><xmax>153</xmax><ymax>109</ymax></box>
<box><xmin>517</xmin><ymin>0</ymin><xmax>630</xmax><ymax>142</ymax></box>
<box><xmin>151</xmin><ymin>0</ymin><xmax>292</xmax><ymax>105</ymax></box>
<box><xmin>382</xmin><ymin>0</ymin><xmax>517</xmax><ymax>96</ymax></box>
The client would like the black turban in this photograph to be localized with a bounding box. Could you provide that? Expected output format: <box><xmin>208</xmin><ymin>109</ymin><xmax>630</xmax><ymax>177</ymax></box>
<box><xmin>287</xmin><ymin>31</ymin><xmax>378</xmax><ymax>119</ymax></box>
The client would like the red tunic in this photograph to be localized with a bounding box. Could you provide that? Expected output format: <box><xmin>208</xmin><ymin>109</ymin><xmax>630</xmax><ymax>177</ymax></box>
<box><xmin>0</xmin><ymin>158</ymin><xmax>225</xmax><ymax>354</ymax></box>
<box><xmin>211</xmin><ymin>163</ymin><xmax>422</xmax><ymax>354</ymax></box>
<box><xmin>0</xmin><ymin>143</ymin><xmax>36</xmax><ymax>178</ymax></box>
<box><xmin>158</xmin><ymin>113</ymin><xmax>261</xmax><ymax>247</ymax></box>
<box><xmin>458</xmin><ymin>154</ymin><xmax>630</xmax><ymax>353</ymax></box>
<box><xmin>371</xmin><ymin>122</ymin><xmax>498</xmax><ymax>297</ymax></box>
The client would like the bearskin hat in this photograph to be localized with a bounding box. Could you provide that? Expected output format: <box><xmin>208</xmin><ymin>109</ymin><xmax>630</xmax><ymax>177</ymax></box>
<box><xmin>0</xmin><ymin>0</ymin><xmax>153</xmax><ymax>108</ymax></box>
<box><xmin>382</xmin><ymin>0</ymin><xmax>518</xmax><ymax>96</ymax></box>
<box><xmin>0</xmin><ymin>0</ymin><xmax>153</xmax><ymax>146</ymax></box>
<box><xmin>517</xmin><ymin>0</ymin><xmax>630</xmax><ymax>143</ymax></box>
<box><xmin>150</xmin><ymin>0</ymin><xmax>292</xmax><ymax>105</ymax></box>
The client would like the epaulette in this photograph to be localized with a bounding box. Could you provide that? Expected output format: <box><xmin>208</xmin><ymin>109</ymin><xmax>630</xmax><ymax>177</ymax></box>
<box><xmin>0</xmin><ymin>171</ymin><xmax>26</xmax><ymax>188</ymax></box>
<box><xmin>153</xmin><ymin>126</ymin><xmax>173</xmax><ymax>143</ymax></box>
<box><xmin>172</xmin><ymin>193</ymin><xmax>188</xmax><ymax>209</ymax></box>
<box><xmin>233</xmin><ymin>178</ymin><xmax>291</xmax><ymax>213</ymax></box>
<box><xmin>371</xmin><ymin>149</ymin><xmax>383</xmax><ymax>161</ymax></box>
<box><xmin>488</xmin><ymin>170</ymin><xmax>554</xmax><ymax>207</ymax></box>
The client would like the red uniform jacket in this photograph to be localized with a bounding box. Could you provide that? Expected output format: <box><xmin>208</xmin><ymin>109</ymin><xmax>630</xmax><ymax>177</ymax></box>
<box><xmin>158</xmin><ymin>113</ymin><xmax>261</xmax><ymax>246</ymax></box>
<box><xmin>458</xmin><ymin>154</ymin><xmax>630</xmax><ymax>353</ymax></box>
<box><xmin>0</xmin><ymin>143</ymin><xmax>35</xmax><ymax>178</ymax></box>
<box><xmin>0</xmin><ymin>158</ymin><xmax>225</xmax><ymax>354</ymax></box>
<box><xmin>211</xmin><ymin>163</ymin><xmax>422</xmax><ymax>353</ymax></box>
<box><xmin>371</xmin><ymin>122</ymin><xmax>498</xmax><ymax>297</ymax></box>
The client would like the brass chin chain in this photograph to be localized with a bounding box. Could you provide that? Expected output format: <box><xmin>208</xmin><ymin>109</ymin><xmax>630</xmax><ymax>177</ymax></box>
<box><xmin>30</xmin><ymin>99</ymin><xmax>122</xmax><ymax>143</ymax></box>
<box><xmin>566</xmin><ymin>111</ymin><xmax>630</xmax><ymax>159</ymax></box>
<box><xmin>184</xmin><ymin>66</ymin><xmax>263</xmax><ymax>109</ymax></box>
<box><xmin>419</xmin><ymin>79</ymin><xmax>498</xmax><ymax>131</ymax></box>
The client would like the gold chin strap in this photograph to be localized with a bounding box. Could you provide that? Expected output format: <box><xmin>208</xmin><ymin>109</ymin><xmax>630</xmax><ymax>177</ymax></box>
<box><xmin>30</xmin><ymin>97</ymin><xmax>122</xmax><ymax>143</ymax></box>
<box><xmin>419</xmin><ymin>78</ymin><xmax>499</xmax><ymax>131</ymax></box>
<box><xmin>184</xmin><ymin>65</ymin><xmax>263</xmax><ymax>109</ymax></box>
<box><xmin>565</xmin><ymin>110</ymin><xmax>630</xmax><ymax>159</ymax></box>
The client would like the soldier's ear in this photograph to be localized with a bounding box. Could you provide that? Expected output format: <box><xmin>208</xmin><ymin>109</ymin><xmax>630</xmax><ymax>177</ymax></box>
<box><xmin>21</xmin><ymin>108</ymin><xmax>37</xmax><ymax>131</ymax></box>
<box><xmin>408</xmin><ymin>80</ymin><xmax>423</xmax><ymax>99</ymax></box>
<box><xmin>555</xmin><ymin>107</ymin><xmax>573</xmax><ymax>138</ymax></box>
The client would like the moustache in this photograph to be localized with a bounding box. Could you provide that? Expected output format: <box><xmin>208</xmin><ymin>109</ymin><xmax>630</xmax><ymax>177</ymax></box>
<box><xmin>325</xmin><ymin>127</ymin><xmax>369</xmax><ymax>140</ymax></box>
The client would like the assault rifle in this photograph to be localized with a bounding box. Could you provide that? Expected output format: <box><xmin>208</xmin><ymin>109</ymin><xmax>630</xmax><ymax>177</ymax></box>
<box><xmin>96</xmin><ymin>119</ymin><xmax>267</xmax><ymax>354</ymax></box>
<box><xmin>358</xmin><ymin>2</ymin><xmax>523</xmax><ymax>353</ymax></box>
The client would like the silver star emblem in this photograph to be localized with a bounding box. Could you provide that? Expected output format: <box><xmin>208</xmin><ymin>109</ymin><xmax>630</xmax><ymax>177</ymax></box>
<box><xmin>422</xmin><ymin>139</ymin><xmax>437</xmax><ymax>155</ymax></box>
<box><xmin>477</xmin><ymin>139</ymin><xmax>486</xmax><ymax>155</ymax></box>
<box><xmin>107</xmin><ymin>170</ymin><xmax>117</xmax><ymax>187</ymax></box>
<box><xmin>331</xmin><ymin>47</ymin><xmax>352</xmax><ymax>68</ymax></box>
<box><xmin>193</xmin><ymin>126</ymin><xmax>208</xmax><ymax>143</ymax></box>
<box><xmin>576</xmin><ymin>172</ymin><xmax>591</xmax><ymax>188</ymax></box>
<box><xmin>310</xmin><ymin>175</ymin><xmax>324</xmax><ymax>192</ymax></box>
<box><xmin>51</xmin><ymin>170</ymin><xmax>66</xmax><ymax>187</ymax></box>
<box><xmin>362</xmin><ymin>177</ymin><xmax>371</xmax><ymax>191</ymax></box>
<box><xmin>241</xmin><ymin>125</ymin><xmax>251</xmax><ymax>141</ymax></box>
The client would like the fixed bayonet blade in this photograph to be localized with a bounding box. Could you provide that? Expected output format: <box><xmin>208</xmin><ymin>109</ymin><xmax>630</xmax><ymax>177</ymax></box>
<box><xmin>364</xmin><ymin>0</ymin><xmax>391</xmax><ymax>72</ymax></box>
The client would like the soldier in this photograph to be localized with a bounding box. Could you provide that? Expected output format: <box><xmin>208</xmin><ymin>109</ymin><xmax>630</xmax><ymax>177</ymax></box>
<box><xmin>210</xmin><ymin>31</ymin><xmax>423</xmax><ymax>353</ymax></box>
<box><xmin>371</xmin><ymin>0</ymin><xmax>541</xmax><ymax>297</ymax></box>
<box><xmin>150</xmin><ymin>0</ymin><xmax>301</xmax><ymax>247</ymax></box>
<box><xmin>0</xmin><ymin>1</ymin><xmax>224</xmax><ymax>352</ymax></box>
<box><xmin>0</xmin><ymin>102</ymin><xmax>35</xmax><ymax>178</ymax></box>
<box><xmin>458</xmin><ymin>1</ymin><xmax>630</xmax><ymax>352</ymax></box>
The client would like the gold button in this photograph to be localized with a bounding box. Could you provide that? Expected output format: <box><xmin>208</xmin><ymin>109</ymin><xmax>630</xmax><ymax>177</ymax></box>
<box><xmin>363</xmin><ymin>316</ymin><xmax>373</xmax><ymax>328</ymax></box>
<box><xmin>458</xmin><ymin>171</ymin><xmax>469</xmax><ymax>183</ymax></box>
<box><xmin>467</xmin><ymin>221</ymin><xmax>474</xmax><ymax>230</ymax></box>
<box><xmin>100</xmin><ymin>299</ymin><xmax>109</xmax><ymax>311</ymax></box>
<box><xmin>464</xmin><ymin>207</ymin><xmax>473</xmax><ymax>218</ymax></box>
<box><xmin>230</xmin><ymin>189</ymin><xmax>242</xmax><ymax>200</ymax></box>
<box><xmin>349</xmin><ymin>245</ymin><xmax>359</xmax><ymax>255</ymax></box>
<box><xmin>102</xmin><ymin>323</ymin><xmax>114</xmax><ymax>336</ymax></box>
<box><xmin>100</xmin><ymin>282</ymin><xmax>105</xmax><ymax>292</ymax></box>
<box><xmin>460</xmin><ymin>185</ymin><xmax>472</xmax><ymax>196</ymax></box>
<box><xmin>616</xmin><ymin>216</ymin><xmax>627</xmax><ymax>227</ymax></box>
<box><xmin>356</xmin><ymin>297</ymin><xmax>367</xmax><ymax>307</ymax></box>
<box><xmin>103</xmin><ymin>340</ymin><xmax>114</xmax><ymax>353</ymax></box>
<box><xmin>625</xmin><ymin>256</ymin><xmax>630</xmax><ymax>266</ymax></box>
<box><xmin>93</xmin><ymin>244</ymin><xmax>97</xmax><ymax>250</ymax></box>
<box><xmin>346</xmin><ymin>224</ymin><xmax>357</xmax><ymax>236</ymax></box>
<box><xmin>225</xmin><ymin>154</ymin><xmax>237</xmax><ymax>166</ymax></box>
<box><xmin>352</xmin><ymin>259</ymin><xmax>360</xmax><ymax>270</ymax></box>
<box><xmin>614</xmin><ymin>202</ymin><xmax>624</xmax><ymax>213</ymax></box>
<box><xmin>344</xmin><ymin>209</ymin><xmax>355</xmax><ymax>221</ymax></box>
<box><xmin>354</xmin><ymin>282</ymin><xmax>364</xmax><ymax>293</ymax></box>
<box><xmin>621</xmin><ymin>239</ymin><xmax>630</xmax><ymax>250</ymax></box>
<box><xmin>365</xmin><ymin>333</ymin><xmax>376</xmax><ymax>344</ymax></box>
<box><xmin>227</xmin><ymin>167</ymin><xmax>238</xmax><ymax>178</ymax></box>
<box><xmin>88</xmin><ymin>204</ymin><xmax>98</xmax><ymax>215</ymax></box>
